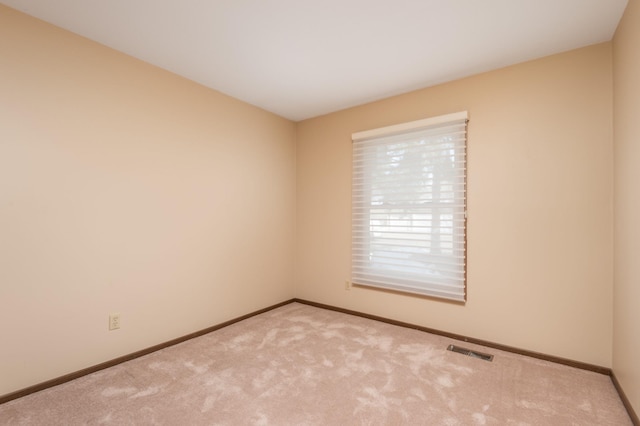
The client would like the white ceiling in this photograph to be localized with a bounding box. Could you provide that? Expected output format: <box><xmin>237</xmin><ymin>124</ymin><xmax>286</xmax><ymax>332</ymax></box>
<box><xmin>1</xmin><ymin>0</ymin><xmax>628</xmax><ymax>121</ymax></box>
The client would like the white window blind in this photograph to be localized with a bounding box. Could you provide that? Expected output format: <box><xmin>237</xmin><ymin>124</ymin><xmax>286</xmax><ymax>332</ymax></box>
<box><xmin>351</xmin><ymin>111</ymin><xmax>468</xmax><ymax>302</ymax></box>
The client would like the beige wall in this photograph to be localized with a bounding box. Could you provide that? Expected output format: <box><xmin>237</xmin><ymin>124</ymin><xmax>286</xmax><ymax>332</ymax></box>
<box><xmin>613</xmin><ymin>0</ymin><xmax>640</xmax><ymax>415</ymax></box>
<box><xmin>0</xmin><ymin>6</ymin><xmax>296</xmax><ymax>397</ymax></box>
<box><xmin>296</xmin><ymin>43</ymin><xmax>614</xmax><ymax>367</ymax></box>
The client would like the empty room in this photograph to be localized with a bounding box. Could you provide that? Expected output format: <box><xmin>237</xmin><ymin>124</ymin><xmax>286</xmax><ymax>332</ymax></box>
<box><xmin>0</xmin><ymin>0</ymin><xmax>638</xmax><ymax>424</ymax></box>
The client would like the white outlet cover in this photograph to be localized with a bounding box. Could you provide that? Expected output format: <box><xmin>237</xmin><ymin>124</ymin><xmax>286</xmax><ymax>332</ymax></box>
<box><xmin>109</xmin><ymin>313</ymin><xmax>121</xmax><ymax>330</ymax></box>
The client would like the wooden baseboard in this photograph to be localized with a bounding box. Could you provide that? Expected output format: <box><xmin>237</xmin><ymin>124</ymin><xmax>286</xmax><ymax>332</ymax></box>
<box><xmin>611</xmin><ymin>371</ymin><xmax>640</xmax><ymax>426</ymax></box>
<box><xmin>293</xmin><ymin>298</ymin><xmax>610</xmax><ymax>374</ymax></box>
<box><xmin>0</xmin><ymin>299</ymin><xmax>295</xmax><ymax>405</ymax></box>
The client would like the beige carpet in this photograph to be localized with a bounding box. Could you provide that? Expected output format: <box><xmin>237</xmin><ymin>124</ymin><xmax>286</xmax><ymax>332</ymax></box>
<box><xmin>0</xmin><ymin>302</ymin><xmax>632</xmax><ymax>425</ymax></box>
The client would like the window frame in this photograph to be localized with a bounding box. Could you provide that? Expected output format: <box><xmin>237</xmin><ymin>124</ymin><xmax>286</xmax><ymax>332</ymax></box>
<box><xmin>351</xmin><ymin>111</ymin><xmax>468</xmax><ymax>302</ymax></box>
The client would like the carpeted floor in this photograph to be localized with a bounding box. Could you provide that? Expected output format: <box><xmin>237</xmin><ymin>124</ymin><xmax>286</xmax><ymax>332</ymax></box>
<box><xmin>0</xmin><ymin>302</ymin><xmax>632</xmax><ymax>425</ymax></box>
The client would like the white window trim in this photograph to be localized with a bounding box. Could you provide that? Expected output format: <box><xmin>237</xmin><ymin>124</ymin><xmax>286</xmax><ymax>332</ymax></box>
<box><xmin>352</xmin><ymin>111</ymin><xmax>468</xmax><ymax>142</ymax></box>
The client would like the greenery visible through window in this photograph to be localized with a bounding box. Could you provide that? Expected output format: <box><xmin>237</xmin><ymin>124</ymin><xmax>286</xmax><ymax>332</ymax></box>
<box><xmin>351</xmin><ymin>112</ymin><xmax>468</xmax><ymax>302</ymax></box>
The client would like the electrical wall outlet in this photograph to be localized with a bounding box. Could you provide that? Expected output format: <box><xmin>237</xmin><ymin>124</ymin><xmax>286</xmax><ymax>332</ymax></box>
<box><xmin>345</xmin><ymin>280</ymin><xmax>351</xmax><ymax>290</ymax></box>
<box><xmin>109</xmin><ymin>313</ymin><xmax>121</xmax><ymax>331</ymax></box>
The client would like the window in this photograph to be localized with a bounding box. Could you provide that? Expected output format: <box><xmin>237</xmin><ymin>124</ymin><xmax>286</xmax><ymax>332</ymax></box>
<box><xmin>351</xmin><ymin>111</ymin><xmax>468</xmax><ymax>302</ymax></box>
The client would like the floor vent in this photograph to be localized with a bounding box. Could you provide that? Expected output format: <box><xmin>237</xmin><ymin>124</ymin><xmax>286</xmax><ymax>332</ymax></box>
<box><xmin>447</xmin><ymin>344</ymin><xmax>494</xmax><ymax>362</ymax></box>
